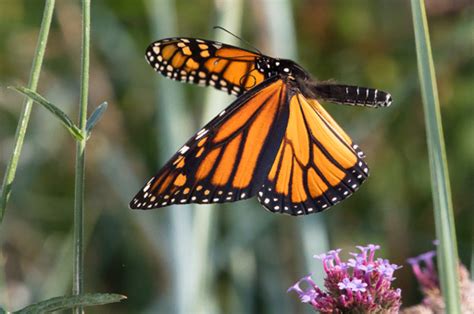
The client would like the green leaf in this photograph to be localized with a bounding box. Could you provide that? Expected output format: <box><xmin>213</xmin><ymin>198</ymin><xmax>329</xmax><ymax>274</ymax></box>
<box><xmin>86</xmin><ymin>101</ymin><xmax>108</xmax><ymax>138</ymax></box>
<box><xmin>9</xmin><ymin>86</ymin><xmax>85</xmax><ymax>141</ymax></box>
<box><xmin>410</xmin><ymin>0</ymin><xmax>461</xmax><ymax>312</ymax></box>
<box><xmin>14</xmin><ymin>293</ymin><xmax>126</xmax><ymax>313</ymax></box>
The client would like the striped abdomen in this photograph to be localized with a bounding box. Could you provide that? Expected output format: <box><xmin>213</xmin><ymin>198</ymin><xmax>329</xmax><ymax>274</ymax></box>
<box><xmin>311</xmin><ymin>83</ymin><xmax>392</xmax><ymax>108</ymax></box>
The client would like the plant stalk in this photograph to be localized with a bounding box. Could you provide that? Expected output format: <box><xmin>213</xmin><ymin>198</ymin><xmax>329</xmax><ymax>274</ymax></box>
<box><xmin>0</xmin><ymin>0</ymin><xmax>56</xmax><ymax>222</ymax></box>
<box><xmin>73</xmin><ymin>0</ymin><xmax>91</xmax><ymax>313</ymax></box>
<box><xmin>410</xmin><ymin>0</ymin><xmax>461</xmax><ymax>312</ymax></box>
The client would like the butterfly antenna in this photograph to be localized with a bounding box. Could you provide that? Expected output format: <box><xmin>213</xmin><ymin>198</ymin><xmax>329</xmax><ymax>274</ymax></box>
<box><xmin>213</xmin><ymin>26</ymin><xmax>262</xmax><ymax>55</ymax></box>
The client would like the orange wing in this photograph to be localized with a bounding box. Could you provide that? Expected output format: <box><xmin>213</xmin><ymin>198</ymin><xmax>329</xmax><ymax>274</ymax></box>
<box><xmin>130</xmin><ymin>77</ymin><xmax>289</xmax><ymax>209</ymax></box>
<box><xmin>258</xmin><ymin>93</ymin><xmax>369</xmax><ymax>216</ymax></box>
<box><xmin>145</xmin><ymin>37</ymin><xmax>265</xmax><ymax>96</ymax></box>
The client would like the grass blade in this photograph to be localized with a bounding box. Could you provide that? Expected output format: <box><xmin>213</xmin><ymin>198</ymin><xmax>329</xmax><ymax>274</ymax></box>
<box><xmin>9</xmin><ymin>86</ymin><xmax>84</xmax><ymax>141</ymax></box>
<box><xmin>0</xmin><ymin>0</ymin><xmax>55</xmax><ymax>222</ymax></box>
<box><xmin>410</xmin><ymin>1</ymin><xmax>461</xmax><ymax>312</ymax></box>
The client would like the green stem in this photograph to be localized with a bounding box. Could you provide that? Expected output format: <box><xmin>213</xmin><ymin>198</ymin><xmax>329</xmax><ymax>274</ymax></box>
<box><xmin>73</xmin><ymin>0</ymin><xmax>90</xmax><ymax>313</ymax></box>
<box><xmin>410</xmin><ymin>1</ymin><xmax>461</xmax><ymax>312</ymax></box>
<box><xmin>0</xmin><ymin>0</ymin><xmax>55</xmax><ymax>222</ymax></box>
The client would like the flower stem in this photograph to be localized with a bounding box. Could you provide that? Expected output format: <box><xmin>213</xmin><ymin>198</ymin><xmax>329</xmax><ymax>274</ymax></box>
<box><xmin>0</xmin><ymin>0</ymin><xmax>55</xmax><ymax>222</ymax></box>
<box><xmin>410</xmin><ymin>0</ymin><xmax>461</xmax><ymax>312</ymax></box>
<box><xmin>73</xmin><ymin>0</ymin><xmax>90</xmax><ymax>313</ymax></box>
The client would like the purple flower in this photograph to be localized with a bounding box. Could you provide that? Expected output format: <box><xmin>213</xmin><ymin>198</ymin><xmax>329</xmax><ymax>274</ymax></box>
<box><xmin>337</xmin><ymin>278</ymin><xmax>352</xmax><ymax>290</ymax></box>
<box><xmin>404</xmin><ymin>248</ymin><xmax>474</xmax><ymax>313</ymax></box>
<box><xmin>359</xmin><ymin>263</ymin><xmax>376</xmax><ymax>273</ymax></box>
<box><xmin>287</xmin><ymin>274</ymin><xmax>318</xmax><ymax>304</ymax></box>
<box><xmin>377</xmin><ymin>258</ymin><xmax>401</xmax><ymax>280</ymax></box>
<box><xmin>313</xmin><ymin>253</ymin><xmax>328</xmax><ymax>260</ymax></box>
<box><xmin>347</xmin><ymin>256</ymin><xmax>364</xmax><ymax>268</ymax></box>
<box><xmin>338</xmin><ymin>278</ymin><xmax>367</xmax><ymax>292</ymax></box>
<box><xmin>407</xmin><ymin>250</ymin><xmax>438</xmax><ymax>290</ymax></box>
<box><xmin>300</xmin><ymin>289</ymin><xmax>318</xmax><ymax>303</ymax></box>
<box><xmin>288</xmin><ymin>244</ymin><xmax>402</xmax><ymax>313</ymax></box>
<box><xmin>350</xmin><ymin>278</ymin><xmax>368</xmax><ymax>292</ymax></box>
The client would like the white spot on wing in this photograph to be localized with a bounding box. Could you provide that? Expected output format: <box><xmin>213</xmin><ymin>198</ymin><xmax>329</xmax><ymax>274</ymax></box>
<box><xmin>196</xmin><ymin>129</ymin><xmax>208</xmax><ymax>140</ymax></box>
<box><xmin>179</xmin><ymin>145</ymin><xmax>190</xmax><ymax>154</ymax></box>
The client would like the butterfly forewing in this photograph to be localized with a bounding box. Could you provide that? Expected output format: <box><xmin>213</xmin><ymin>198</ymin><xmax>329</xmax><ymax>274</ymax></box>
<box><xmin>258</xmin><ymin>93</ymin><xmax>368</xmax><ymax>216</ymax></box>
<box><xmin>130</xmin><ymin>77</ymin><xmax>290</xmax><ymax>209</ymax></box>
<box><xmin>145</xmin><ymin>37</ymin><xmax>266</xmax><ymax>96</ymax></box>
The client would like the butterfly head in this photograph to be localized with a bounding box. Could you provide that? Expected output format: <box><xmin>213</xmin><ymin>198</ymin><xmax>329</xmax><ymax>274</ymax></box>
<box><xmin>256</xmin><ymin>57</ymin><xmax>310</xmax><ymax>81</ymax></box>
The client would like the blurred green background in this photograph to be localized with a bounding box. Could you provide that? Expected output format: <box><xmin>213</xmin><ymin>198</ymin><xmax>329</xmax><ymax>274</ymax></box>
<box><xmin>0</xmin><ymin>0</ymin><xmax>472</xmax><ymax>313</ymax></box>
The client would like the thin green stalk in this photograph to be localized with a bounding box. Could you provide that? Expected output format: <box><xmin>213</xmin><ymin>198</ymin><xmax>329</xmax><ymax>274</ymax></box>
<box><xmin>73</xmin><ymin>0</ymin><xmax>90</xmax><ymax>313</ymax></box>
<box><xmin>410</xmin><ymin>1</ymin><xmax>461</xmax><ymax>312</ymax></box>
<box><xmin>0</xmin><ymin>0</ymin><xmax>55</xmax><ymax>222</ymax></box>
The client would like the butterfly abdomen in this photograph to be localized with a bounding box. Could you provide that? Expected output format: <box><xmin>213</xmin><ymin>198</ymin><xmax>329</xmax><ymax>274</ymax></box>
<box><xmin>311</xmin><ymin>84</ymin><xmax>392</xmax><ymax>108</ymax></box>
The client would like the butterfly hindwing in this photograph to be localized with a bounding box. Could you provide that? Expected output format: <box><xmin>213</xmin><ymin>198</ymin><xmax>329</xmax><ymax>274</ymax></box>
<box><xmin>130</xmin><ymin>77</ymin><xmax>290</xmax><ymax>209</ymax></box>
<box><xmin>258</xmin><ymin>93</ymin><xmax>368</xmax><ymax>216</ymax></box>
<box><xmin>145</xmin><ymin>37</ymin><xmax>266</xmax><ymax>96</ymax></box>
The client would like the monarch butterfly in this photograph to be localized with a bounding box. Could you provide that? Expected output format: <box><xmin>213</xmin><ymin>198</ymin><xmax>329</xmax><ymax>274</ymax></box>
<box><xmin>130</xmin><ymin>37</ymin><xmax>392</xmax><ymax>216</ymax></box>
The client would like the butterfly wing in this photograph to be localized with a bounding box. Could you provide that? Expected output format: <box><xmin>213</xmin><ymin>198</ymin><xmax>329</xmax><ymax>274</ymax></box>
<box><xmin>258</xmin><ymin>92</ymin><xmax>369</xmax><ymax>216</ymax></box>
<box><xmin>145</xmin><ymin>37</ymin><xmax>266</xmax><ymax>96</ymax></box>
<box><xmin>130</xmin><ymin>77</ymin><xmax>289</xmax><ymax>209</ymax></box>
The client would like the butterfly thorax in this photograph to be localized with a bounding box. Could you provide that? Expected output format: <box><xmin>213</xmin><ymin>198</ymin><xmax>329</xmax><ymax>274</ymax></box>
<box><xmin>256</xmin><ymin>57</ymin><xmax>310</xmax><ymax>82</ymax></box>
